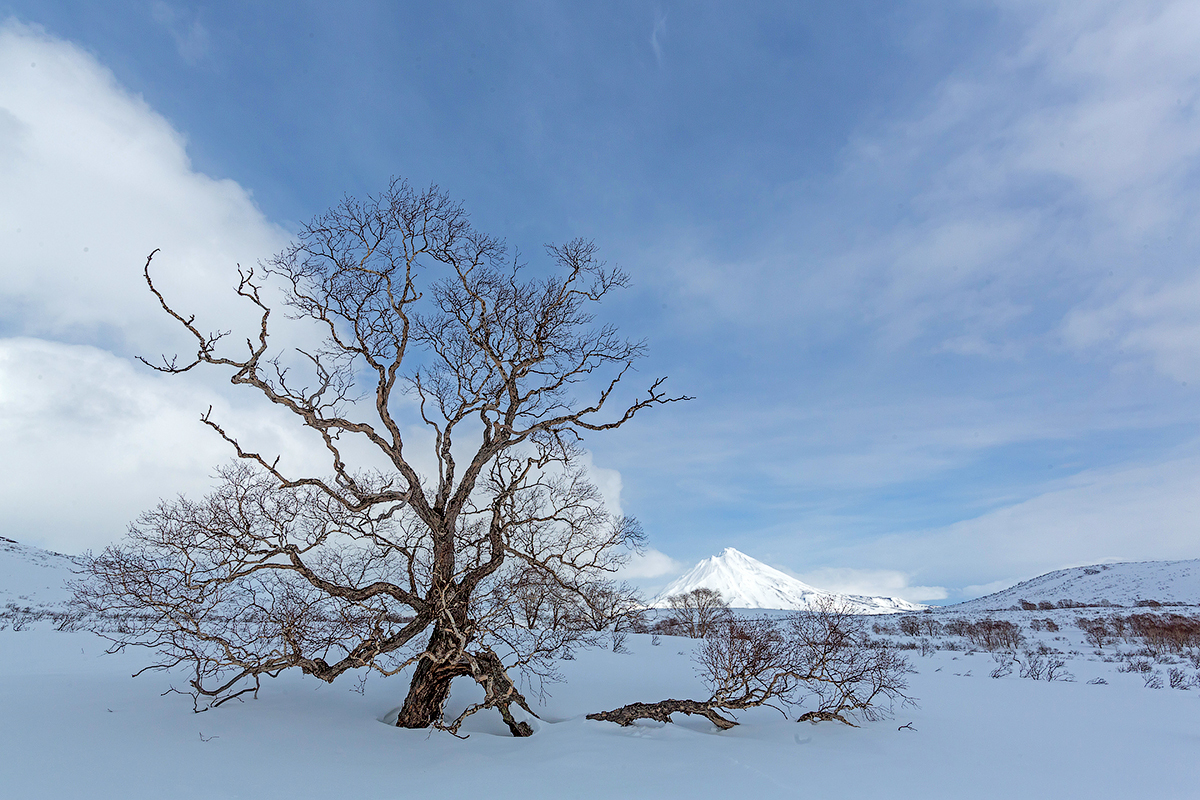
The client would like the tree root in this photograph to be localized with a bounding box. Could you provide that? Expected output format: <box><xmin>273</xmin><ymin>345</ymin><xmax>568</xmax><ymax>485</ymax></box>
<box><xmin>436</xmin><ymin>648</ymin><xmax>539</xmax><ymax>738</ymax></box>
<box><xmin>587</xmin><ymin>699</ymin><xmax>738</xmax><ymax>730</ymax></box>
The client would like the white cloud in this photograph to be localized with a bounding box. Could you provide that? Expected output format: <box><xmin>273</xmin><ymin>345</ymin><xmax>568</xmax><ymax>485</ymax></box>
<box><xmin>151</xmin><ymin>3</ymin><xmax>212</xmax><ymax>65</ymax></box>
<box><xmin>0</xmin><ymin>21</ymin><xmax>305</xmax><ymax>552</ymax></box>
<box><xmin>960</xmin><ymin>579</ymin><xmax>1015</xmax><ymax>599</ymax></box>
<box><xmin>650</xmin><ymin>0</ymin><xmax>1200</xmax><ymax>377</ymax></box>
<box><xmin>617</xmin><ymin>548</ymin><xmax>682</xmax><ymax>580</ymax></box>
<box><xmin>1064</xmin><ymin>273</ymin><xmax>1200</xmax><ymax>382</ymax></box>
<box><xmin>0</xmin><ymin>20</ymin><xmax>289</xmax><ymax>351</ymax></box>
<box><xmin>794</xmin><ymin>567</ymin><xmax>948</xmax><ymax>604</ymax></box>
<box><xmin>0</xmin><ymin>338</ymin><xmax>332</xmax><ymax>551</ymax></box>
<box><xmin>843</xmin><ymin>451</ymin><xmax>1200</xmax><ymax>597</ymax></box>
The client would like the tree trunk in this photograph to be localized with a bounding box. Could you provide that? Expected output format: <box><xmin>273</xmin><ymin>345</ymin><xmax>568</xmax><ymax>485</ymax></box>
<box><xmin>395</xmin><ymin>621</ymin><xmax>470</xmax><ymax>729</ymax></box>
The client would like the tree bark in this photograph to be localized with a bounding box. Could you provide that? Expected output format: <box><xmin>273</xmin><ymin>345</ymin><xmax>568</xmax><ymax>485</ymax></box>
<box><xmin>395</xmin><ymin>622</ymin><xmax>471</xmax><ymax>729</ymax></box>
<box><xmin>586</xmin><ymin>699</ymin><xmax>738</xmax><ymax>730</ymax></box>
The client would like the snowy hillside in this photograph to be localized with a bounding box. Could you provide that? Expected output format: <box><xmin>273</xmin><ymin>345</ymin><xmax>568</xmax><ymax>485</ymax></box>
<box><xmin>0</xmin><ymin>536</ymin><xmax>79</xmax><ymax>609</ymax></box>
<box><xmin>651</xmin><ymin>547</ymin><xmax>924</xmax><ymax>614</ymax></box>
<box><xmin>947</xmin><ymin>558</ymin><xmax>1200</xmax><ymax>612</ymax></box>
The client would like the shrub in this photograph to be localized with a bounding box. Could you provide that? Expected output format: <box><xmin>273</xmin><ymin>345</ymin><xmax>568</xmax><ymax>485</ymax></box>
<box><xmin>1076</xmin><ymin>617</ymin><xmax>1109</xmax><ymax>649</ymax></box>
<box><xmin>588</xmin><ymin>601</ymin><xmax>914</xmax><ymax>729</ymax></box>
<box><xmin>961</xmin><ymin>619</ymin><xmax>1023</xmax><ymax>651</ymax></box>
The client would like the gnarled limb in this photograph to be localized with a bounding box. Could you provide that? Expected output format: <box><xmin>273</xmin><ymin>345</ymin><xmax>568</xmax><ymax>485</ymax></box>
<box><xmin>587</xmin><ymin>699</ymin><xmax>738</xmax><ymax>730</ymax></box>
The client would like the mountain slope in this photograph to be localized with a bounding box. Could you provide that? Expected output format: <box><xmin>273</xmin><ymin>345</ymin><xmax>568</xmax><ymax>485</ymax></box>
<box><xmin>651</xmin><ymin>548</ymin><xmax>923</xmax><ymax>614</ymax></box>
<box><xmin>947</xmin><ymin>558</ymin><xmax>1200</xmax><ymax>612</ymax></box>
<box><xmin>0</xmin><ymin>537</ymin><xmax>80</xmax><ymax>610</ymax></box>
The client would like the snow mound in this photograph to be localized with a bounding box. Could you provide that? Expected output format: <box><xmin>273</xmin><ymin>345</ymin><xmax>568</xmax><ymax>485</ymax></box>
<box><xmin>947</xmin><ymin>558</ymin><xmax>1200</xmax><ymax>612</ymax></box>
<box><xmin>651</xmin><ymin>548</ymin><xmax>924</xmax><ymax>614</ymax></box>
<box><xmin>0</xmin><ymin>537</ymin><xmax>80</xmax><ymax>610</ymax></box>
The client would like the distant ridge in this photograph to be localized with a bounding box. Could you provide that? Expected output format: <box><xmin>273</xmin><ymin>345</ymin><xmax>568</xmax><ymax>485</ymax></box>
<box><xmin>651</xmin><ymin>547</ymin><xmax>924</xmax><ymax>615</ymax></box>
<box><xmin>0</xmin><ymin>537</ymin><xmax>80</xmax><ymax>610</ymax></box>
<box><xmin>945</xmin><ymin>558</ymin><xmax>1200</xmax><ymax>612</ymax></box>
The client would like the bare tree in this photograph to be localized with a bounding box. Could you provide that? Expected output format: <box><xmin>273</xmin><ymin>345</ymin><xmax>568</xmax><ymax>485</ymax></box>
<box><xmin>72</xmin><ymin>179</ymin><xmax>687</xmax><ymax>737</ymax></box>
<box><xmin>588</xmin><ymin>600</ymin><xmax>913</xmax><ymax>730</ymax></box>
<box><xmin>785</xmin><ymin>600</ymin><xmax>913</xmax><ymax>724</ymax></box>
<box><xmin>588</xmin><ymin>617</ymin><xmax>795</xmax><ymax>729</ymax></box>
<box><xmin>665</xmin><ymin>588</ymin><xmax>733</xmax><ymax>638</ymax></box>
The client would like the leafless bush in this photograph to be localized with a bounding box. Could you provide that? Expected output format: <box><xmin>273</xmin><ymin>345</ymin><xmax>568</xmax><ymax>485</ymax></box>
<box><xmin>1119</xmin><ymin>657</ymin><xmax>1154</xmax><ymax>675</ymax></box>
<box><xmin>1076</xmin><ymin>617</ymin><xmax>1109</xmax><ymax>649</ymax></box>
<box><xmin>1167</xmin><ymin>667</ymin><xmax>1192</xmax><ymax>690</ymax></box>
<box><xmin>871</xmin><ymin>620</ymin><xmax>899</xmax><ymax>636</ymax></box>
<box><xmin>787</xmin><ymin>602</ymin><xmax>914</xmax><ymax>725</ymax></box>
<box><xmin>919</xmin><ymin>617</ymin><xmax>943</xmax><ymax>637</ymax></box>
<box><xmin>1125</xmin><ymin>613</ymin><xmax>1200</xmax><ymax>656</ymax></box>
<box><xmin>961</xmin><ymin>619</ymin><xmax>1023</xmax><ymax>651</ymax></box>
<box><xmin>897</xmin><ymin>616</ymin><xmax>921</xmax><ymax>637</ymax></box>
<box><xmin>1144</xmin><ymin>671</ymin><xmax>1164</xmax><ymax>689</ymax></box>
<box><xmin>1018</xmin><ymin>644</ymin><xmax>1073</xmax><ymax>682</ymax></box>
<box><xmin>650</xmin><ymin>616</ymin><xmax>688</xmax><ymax>638</ymax></box>
<box><xmin>2</xmin><ymin>604</ymin><xmax>51</xmax><ymax>631</ymax></box>
<box><xmin>588</xmin><ymin>600</ymin><xmax>914</xmax><ymax>730</ymax></box>
<box><xmin>942</xmin><ymin>617</ymin><xmax>970</xmax><ymax>638</ymax></box>
<box><xmin>990</xmin><ymin>651</ymin><xmax>1015</xmax><ymax>679</ymax></box>
<box><xmin>664</xmin><ymin>588</ymin><xmax>733</xmax><ymax>639</ymax></box>
<box><xmin>587</xmin><ymin>617</ymin><xmax>795</xmax><ymax>730</ymax></box>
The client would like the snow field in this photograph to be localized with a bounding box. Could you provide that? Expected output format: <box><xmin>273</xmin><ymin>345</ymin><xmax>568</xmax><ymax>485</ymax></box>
<box><xmin>2</xmin><ymin>611</ymin><xmax>1199</xmax><ymax>800</ymax></box>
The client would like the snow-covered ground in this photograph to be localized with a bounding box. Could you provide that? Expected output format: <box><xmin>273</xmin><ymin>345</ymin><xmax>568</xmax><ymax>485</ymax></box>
<box><xmin>3</xmin><ymin>621</ymin><xmax>1199</xmax><ymax>799</ymax></box>
<box><xmin>3</xmin><ymin>542</ymin><xmax>1200</xmax><ymax>798</ymax></box>
<box><xmin>652</xmin><ymin>547</ymin><xmax>924</xmax><ymax>613</ymax></box>
<box><xmin>945</xmin><ymin>558</ymin><xmax>1200</xmax><ymax>612</ymax></box>
<box><xmin>0</xmin><ymin>536</ymin><xmax>80</xmax><ymax>609</ymax></box>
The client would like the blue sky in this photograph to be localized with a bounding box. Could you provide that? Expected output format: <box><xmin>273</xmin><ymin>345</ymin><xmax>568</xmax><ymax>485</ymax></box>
<box><xmin>2</xmin><ymin>2</ymin><xmax>1199</xmax><ymax>602</ymax></box>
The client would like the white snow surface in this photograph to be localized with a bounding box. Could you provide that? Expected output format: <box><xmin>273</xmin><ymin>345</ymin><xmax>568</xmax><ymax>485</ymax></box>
<box><xmin>652</xmin><ymin>547</ymin><xmax>924</xmax><ymax>614</ymax></box>
<box><xmin>946</xmin><ymin>558</ymin><xmax>1200</xmax><ymax>612</ymax></box>
<box><xmin>0</xmin><ymin>536</ymin><xmax>81</xmax><ymax>609</ymax></box>
<box><xmin>3</xmin><ymin>539</ymin><xmax>1200</xmax><ymax>798</ymax></box>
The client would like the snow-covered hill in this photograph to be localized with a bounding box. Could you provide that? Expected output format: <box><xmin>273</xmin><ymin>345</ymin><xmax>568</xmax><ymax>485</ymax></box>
<box><xmin>0</xmin><ymin>536</ymin><xmax>80</xmax><ymax>610</ymax></box>
<box><xmin>946</xmin><ymin>558</ymin><xmax>1200</xmax><ymax>612</ymax></box>
<box><xmin>651</xmin><ymin>548</ymin><xmax>924</xmax><ymax>614</ymax></box>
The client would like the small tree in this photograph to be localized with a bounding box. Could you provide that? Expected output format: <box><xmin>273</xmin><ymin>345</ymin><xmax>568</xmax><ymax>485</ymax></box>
<box><xmin>588</xmin><ymin>600</ymin><xmax>913</xmax><ymax>729</ymax></box>
<box><xmin>786</xmin><ymin>600</ymin><xmax>914</xmax><ymax>724</ymax></box>
<box><xmin>73</xmin><ymin>179</ymin><xmax>686</xmax><ymax>736</ymax></box>
<box><xmin>1076</xmin><ymin>617</ymin><xmax>1109</xmax><ymax>649</ymax></box>
<box><xmin>665</xmin><ymin>588</ymin><xmax>733</xmax><ymax>638</ymax></box>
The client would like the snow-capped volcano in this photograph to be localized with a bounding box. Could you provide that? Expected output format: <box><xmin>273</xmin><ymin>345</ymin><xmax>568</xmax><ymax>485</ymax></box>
<box><xmin>651</xmin><ymin>548</ymin><xmax>924</xmax><ymax>614</ymax></box>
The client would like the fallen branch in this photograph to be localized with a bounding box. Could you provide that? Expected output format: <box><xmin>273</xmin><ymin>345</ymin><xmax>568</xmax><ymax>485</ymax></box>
<box><xmin>586</xmin><ymin>699</ymin><xmax>738</xmax><ymax>730</ymax></box>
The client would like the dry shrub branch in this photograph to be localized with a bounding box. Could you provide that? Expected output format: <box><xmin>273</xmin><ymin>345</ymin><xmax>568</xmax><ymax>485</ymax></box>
<box><xmin>588</xmin><ymin>599</ymin><xmax>914</xmax><ymax>730</ymax></box>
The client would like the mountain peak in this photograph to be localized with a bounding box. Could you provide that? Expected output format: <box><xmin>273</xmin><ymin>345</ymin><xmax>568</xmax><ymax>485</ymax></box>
<box><xmin>652</xmin><ymin>548</ymin><xmax>923</xmax><ymax>614</ymax></box>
